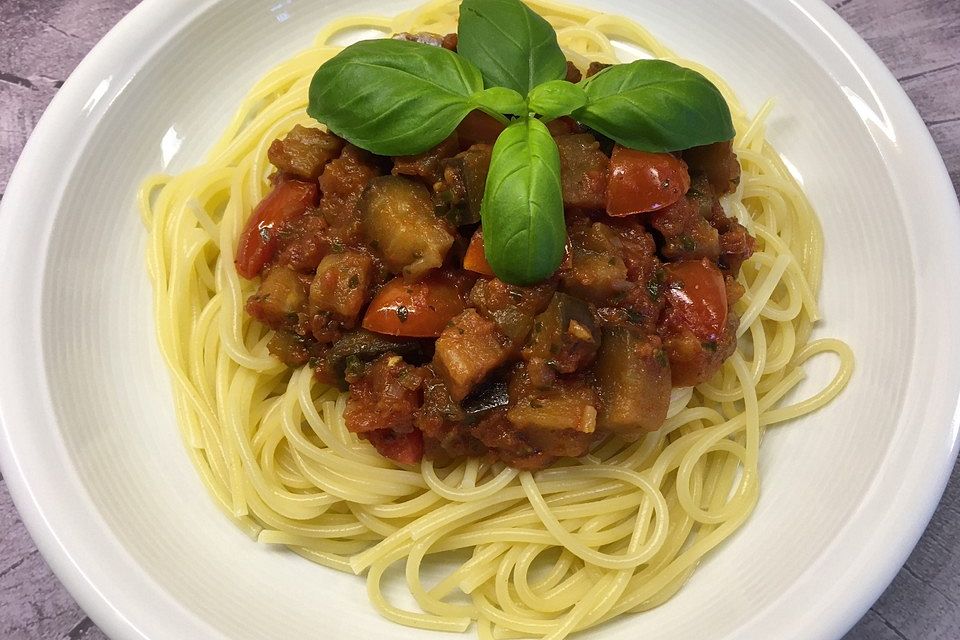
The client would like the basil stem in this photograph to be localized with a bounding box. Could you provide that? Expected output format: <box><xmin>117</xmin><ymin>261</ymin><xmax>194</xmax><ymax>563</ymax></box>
<box><xmin>575</xmin><ymin>60</ymin><xmax>735</xmax><ymax>152</ymax></box>
<box><xmin>308</xmin><ymin>39</ymin><xmax>484</xmax><ymax>156</ymax></box>
<box><xmin>457</xmin><ymin>0</ymin><xmax>568</xmax><ymax>94</ymax></box>
<box><xmin>481</xmin><ymin>118</ymin><xmax>566</xmax><ymax>285</ymax></box>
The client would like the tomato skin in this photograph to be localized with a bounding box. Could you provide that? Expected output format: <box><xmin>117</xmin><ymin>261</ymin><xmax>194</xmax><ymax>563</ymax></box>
<box><xmin>606</xmin><ymin>146</ymin><xmax>690</xmax><ymax>217</ymax></box>
<box><xmin>662</xmin><ymin>259</ymin><xmax>728</xmax><ymax>341</ymax></box>
<box><xmin>235</xmin><ymin>180</ymin><xmax>318</xmax><ymax>279</ymax></box>
<box><xmin>463</xmin><ymin>229</ymin><xmax>495</xmax><ymax>277</ymax></box>
<box><xmin>366</xmin><ymin>428</ymin><xmax>424</xmax><ymax>465</ymax></box>
<box><xmin>362</xmin><ymin>272</ymin><xmax>471</xmax><ymax>337</ymax></box>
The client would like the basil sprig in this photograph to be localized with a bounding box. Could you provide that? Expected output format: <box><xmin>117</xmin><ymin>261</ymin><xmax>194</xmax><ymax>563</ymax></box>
<box><xmin>307</xmin><ymin>0</ymin><xmax>735</xmax><ymax>285</ymax></box>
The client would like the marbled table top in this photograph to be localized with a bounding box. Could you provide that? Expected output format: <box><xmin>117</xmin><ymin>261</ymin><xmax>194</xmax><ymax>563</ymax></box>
<box><xmin>1</xmin><ymin>1</ymin><xmax>958</xmax><ymax>638</ymax></box>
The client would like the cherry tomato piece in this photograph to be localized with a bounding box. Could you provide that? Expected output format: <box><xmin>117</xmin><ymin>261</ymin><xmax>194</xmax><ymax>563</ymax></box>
<box><xmin>662</xmin><ymin>259</ymin><xmax>728</xmax><ymax>342</ymax></box>
<box><xmin>606</xmin><ymin>146</ymin><xmax>690</xmax><ymax>217</ymax></box>
<box><xmin>463</xmin><ymin>229</ymin><xmax>495</xmax><ymax>277</ymax></box>
<box><xmin>235</xmin><ymin>180</ymin><xmax>318</xmax><ymax>279</ymax></box>
<box><xmin>362</xmin><ymin>272</ymin><xmax>470</xmax><ymax>337</ymax></box>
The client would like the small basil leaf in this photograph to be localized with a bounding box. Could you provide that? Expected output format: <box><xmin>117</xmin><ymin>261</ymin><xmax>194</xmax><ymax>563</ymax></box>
<box><xmin>528</xmin><ymin>80</ymin><xmax>587</xmax><ymax>120</ymax></box>
<box><xmin>472</xmin><ymin>87</ymin><xmax>527</xmax><ymax>116</ymax></box>
<box><xmin>308</xmin><ymin>39</ymin><xmax>483</xmax><ymax>156</ymax></box>
<box><xmin>458</xmin><ymin>0</ymin><xmax>567</xmax><ymax>94</ymax></box>
<box><xmin>481</xmin><ymin>118</ymin><xmax>565</xmax><ymax>285</ymax></box>
<box><xmin>575</xmin><ymin>60</ymin><xmax>735</xmax><ymax>152</ymax></box>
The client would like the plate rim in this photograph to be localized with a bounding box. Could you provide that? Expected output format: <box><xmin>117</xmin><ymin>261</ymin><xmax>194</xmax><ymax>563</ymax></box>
<box><xmin>0</xmin><ymin>0</ymin><xmax>958</xmax><ymax>639</ymax></box>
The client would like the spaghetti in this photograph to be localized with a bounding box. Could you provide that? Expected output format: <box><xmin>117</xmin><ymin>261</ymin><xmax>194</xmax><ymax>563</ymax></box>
<box><xmin>140</xmin><ymin>1</ymin><xmax>853</xmax><ymax>637</ymax></box>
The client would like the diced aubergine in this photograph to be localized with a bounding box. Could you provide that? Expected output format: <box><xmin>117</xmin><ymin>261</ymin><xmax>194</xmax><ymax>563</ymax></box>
<box><xmin>650</xmin><ymin>196</ymin><xmax>721</xmax><ymax>262</ymax></box>
<box><xmin>461</xmin><ymin>375</ymin><xmax>510</xmax><ymax>417</ymax></box>
<box><xmin>594</xmin><ymin>327</ymin><xmax>671</xmax><ymax>440</ymax></box>
<box><xmin>266</xmin><ymin>331</ymin><xmax>316</xmax><ymax>368</ymax></box>
<box><xmin>246</xmin><ymin>266</ymin><xmax>309</xmax><ymax>330</ymax></box>
<box><xmin>308</xmin><ymin>249</ymin><xmax>374</xmax><ymax>326</ymax></box>
<box><xmin>506</xmin><ymin>365</ymin><xmax>598</xmax><ymax>436</ymax></box>
<box><xmin>432</xmin><ymin>309</ymin><xmax>513</xmax><ymax>401</ymax></box>
<box><xmin>555</xmin><ymin>134</ymin><xmax>609</xmax><ymax>210</ymax></box>
<box><xmin>468</xmin><ymin>278</ymin><xmax>556</xmax><ymax>346</ymax></box>
<box><xmin>683</xmin><ymin>141</ymin><xmax>741</xmax><ymax>195</ymax></box>
<box><xmin>267</xmin><ymin>125</ymin><xmax>345</xmax><ymax>180</ymax></box>
<box><xmin>434</xmin><ymin>144</ymin><xmax>492</xmax><ymax>226</ymax></box>
<box><xmin>360</xmin><ymin>176</ymin><xmax>454</xmax><ymax>279</ymax></box>
<box><xmin>524</xmin><ymin>292</ymin><xmax>600</xmax><ymax>375</ymax></box>
<box><xmin>561</xmin><ymin>222</ymin><xmax>631</xmax><ymax>304</ymax></box>
<box><xmin>318</xmin><ymin>145</ymin><xmax>382</xmax><ymax>240</ymax></box>
<box><xmin>325</xmin><ymin>329</ymin><xmax>431</xmax><ymax>389</ymax></box>
<box><xmin>393</xmin><ymin>134</ymin><xmax>460</xmax><ymax>185</ymax></box>
<box><xmin>415</xmin><ymin>367</ymin><xmax>489</xmax><ymax>462</ymax></box>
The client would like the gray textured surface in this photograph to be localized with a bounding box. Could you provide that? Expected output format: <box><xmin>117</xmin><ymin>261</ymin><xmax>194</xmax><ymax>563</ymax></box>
<box><xmin>0</xmin><ymin>0</ymin><xmax>958</xmax><ymax>638</ymax></box>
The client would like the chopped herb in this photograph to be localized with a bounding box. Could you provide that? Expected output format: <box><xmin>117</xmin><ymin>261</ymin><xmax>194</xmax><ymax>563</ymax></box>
<box><xmin>396</xmin><ymin>305</ymin><xmax>409</xmax><ymax>322</ymax></box>
<box><xmin>344</xmin><ymin>355</ymin><xmax>364</xmax><ymax>378</ymax></box>
<box><xmin>646</xmin><ymin>278</ymin><xmax>661</xmax><ymax>300</ymax></box>
<box><xmin>655</xmin><ymin>349</ymin><xmax>668</xmax><ymax>368</ymax></box>
<box><xmin>348</xmin><ymin>274</ymin><xmax>360</xmax><ymax>288</ymax></box>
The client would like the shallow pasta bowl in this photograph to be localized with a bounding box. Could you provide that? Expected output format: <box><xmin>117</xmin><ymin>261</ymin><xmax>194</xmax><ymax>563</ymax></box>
<box><xmin>1</xmin><ymin>0</ymin><xmax>959</xmax><ymax>638</ymax></box>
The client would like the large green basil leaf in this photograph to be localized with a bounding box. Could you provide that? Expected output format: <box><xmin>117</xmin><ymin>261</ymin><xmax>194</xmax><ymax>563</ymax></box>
<box><xmin>575</xmin><ymin>60</ymin><xmax>735</xmax><ymax>152</ymax></box>
<box><xmin>481</xmin><ymin>118</ymin><xmax>565</xmax><ymax>285</ymax></box>
<box><xmin>308</xmin><ymin>39</ymin><xmax>483</xmax><ymax>156</ymax></box>
<box><xmin>457</xmin><ymin>0</ymin><xmax>568</xmax><ymax>94</ymax></box>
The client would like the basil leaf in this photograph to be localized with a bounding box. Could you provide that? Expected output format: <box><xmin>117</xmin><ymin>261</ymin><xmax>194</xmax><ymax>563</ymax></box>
<box><xmin>472</xmin><ymin>87</ymin><xmax>527</xmax><ymax>116</ymax></box>
<box><xmin>308</xmin><ymin>39</ymin><xmax>483</xmax><ymax>156</ymax></box>
<box><xmin>458</xmin><ymin>0</ymin><xmax>567</xmax><ymax>94</ymax></box>
<box><xmin>575</xmin><ymin>60</ymin><xmax>735</xmax><ymax>152</ymax></box>
<box><xmin>481</xmin><ymin>118</ymin><xmax>565</xmax><ymax>285</ymax></box>
<box><xmin>528</xmin><ymin>80</ymin><xmax>587</xmax><ymax>120</ymax></box>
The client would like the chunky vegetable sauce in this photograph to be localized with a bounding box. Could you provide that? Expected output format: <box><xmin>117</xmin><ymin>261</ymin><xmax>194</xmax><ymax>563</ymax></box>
<box><xmin>237</xmin><ymin>39</ymin><xmax>754</xmax><ymax>470</ymax></box>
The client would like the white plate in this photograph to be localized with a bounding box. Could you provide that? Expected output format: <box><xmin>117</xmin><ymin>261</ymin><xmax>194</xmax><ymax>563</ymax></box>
<box><xmin>1</xmin><ymin>0</ymin><xmax>958</xmax><ymax>638</ymax></box>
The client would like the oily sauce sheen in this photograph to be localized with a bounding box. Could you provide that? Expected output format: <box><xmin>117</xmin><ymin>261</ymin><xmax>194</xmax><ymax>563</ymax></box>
<box><xmin>237</xmin><ymin>41</ymin><xmax>755</xmax><ymax>470</ymax></box>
